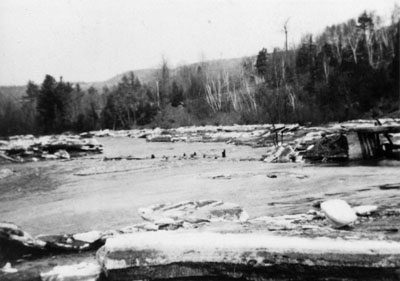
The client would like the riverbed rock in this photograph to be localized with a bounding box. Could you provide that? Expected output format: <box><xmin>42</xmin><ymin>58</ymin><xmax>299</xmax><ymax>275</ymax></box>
<box><xmin>1</xmin><ymin>262</ymin><xmax>18</xmax><ymax>274</ymax></box>
<box><xmin>138</xmin><ymin>200</ymin><xmax>249</xmax><ymax>225</ymax></box>
<box><xmin>304</xmin><ymin>133</ymin><xmax>349</xmax><ymax>161</ymax></box>
<box><xmin>353</xmin><ymin>205</ymin><xmax>379</xmax><ymax>216</ymax></box>
<box><xmin>37</xmin><ymin>231</ymin><xmax>104</xmax><ymax>252</ymax></box>
<box><xmin>72</xmin><ymin>231</ymin><xmax>102</xmax><ymax>244</ymax></box>
<box><xmin>0</xmin><ymin>223</ymin><xmax>46</xmax><ymax>266</ymax></box>
<box><xmin>321</xmin><ymin>199</ymin><xmax>357</xmax><ymax>228</ymax></box>
<box><xmin>54</xmin><ymin>150</ymin><xmax>70</xmax><ymax>160</ymax></box>
<box><xmin>264</xmin><ymin>145</ymin><xmax>296</xmax><ymax>163</ymax></box>
<box><xmin>1</xmin><ymin>135</ymin><xmax>103</xmax><ymax>162</ymax></box>
<box><xmin>40</xmin><ymin>262</ymin><xmax>101</xmax><ymax>281</ymax></box>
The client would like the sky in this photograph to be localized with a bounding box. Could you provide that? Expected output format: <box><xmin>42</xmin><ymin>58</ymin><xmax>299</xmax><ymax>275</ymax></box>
<box><xmin>0</xmin><ymin>0</ymin><xmax>398</xmax><ymax>85</ymax></box>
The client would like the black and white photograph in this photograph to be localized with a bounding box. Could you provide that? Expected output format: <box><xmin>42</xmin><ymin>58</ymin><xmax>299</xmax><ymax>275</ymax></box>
<box><xmin>1</xmin><ymin>0</ymin><xmax>400</xmax><ymax>280</ymax></box>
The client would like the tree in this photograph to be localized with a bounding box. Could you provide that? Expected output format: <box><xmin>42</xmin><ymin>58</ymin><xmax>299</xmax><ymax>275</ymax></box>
<box><xmin>36</xmin><ymin>75</ymin><xmax>74</xmax><ymax>133</ymax></box>
<box><xmin>54</xmin><ymin>78</ymin><xmax>73</xmax><ymax>130</ymax></box>
<box><xmin>21</xmin><ymin>81</ymin><xmax>39</xmax><ymax>132</ymax></box>
<box><xmin>170</xmin><ymin>80</ymin><xmax>184</xmax><ymax>107</ymax></box>
<box><xmin>100</xmin><ymin>73</ymin><xmax>158</xmax><ymax>129</ymax></box>
<box><xmin>255</xmin><ymin>48</ymin><xmax>269</xmax><ymax>80</ymax></box>
<box><xmin>37</xmin><ymin>75</ymin><xmax>57</xmax><ymax>133</ymax></box>
<box><xmin>158</xmin><ymin>58</ymin><xmax>171</xmax><ymax>108</ymax></box>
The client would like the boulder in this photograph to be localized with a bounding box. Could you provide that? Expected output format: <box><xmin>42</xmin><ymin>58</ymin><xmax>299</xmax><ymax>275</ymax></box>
<box><xmin>1</xmin><ymin>262</ymin><xmax>18</xmax><ymax>274</ymax></box>
<box><xmin>304</xmin><ymin>133</ymin><xmax>349</xmax><ymax>161</ymax></box>
<box><xmin>72</xmin><ymin>231</ymin><xmax>102</xmax><ymax>244</ymax></box>
<box><xmin>264</xmin><ymin>145</ymin><xmax>296</xmax><ymax>163</ymax></box>
<box><xmin>297</xmin><ymin>131</ymin><xmax>324</xmax><ymax>148</ymax></box>
<box><xmin>1</xmin><ymin>135</ymin><xmax>103</xmax><ymax>162</ymax></box>
<box><xmin>0</xmin><ymin>223</ymin><xmax>46</xmax><ymax>266</ymax></box>
<box><xmin>54</xmin><ymin>150</ymin><xmax>70</xmax><ymax>160</ymax></box>
<box><xmin>353</xmin><ymin>205</ymin><xmax>378</xmax><ymax>216</ymax></box>
<box><xmin>40</xmin><ymin>262</ymin><xmax>101</xmax><ymax>281</ymax></box>
<box><xmin>37</xmin><ymin>231</ymin><xmax>104</xmax><ymax>252</ymax></box>
<box><xmin>320</xmin><ymin>199</ymin><xmax>357</xmax><ymax>228</ymax></box>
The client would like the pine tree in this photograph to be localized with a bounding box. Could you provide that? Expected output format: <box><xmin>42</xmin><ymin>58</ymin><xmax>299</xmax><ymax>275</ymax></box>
<box><xmin>255</xmin><ymin>48</ymin><xmax>269</xmax><ymax>80</ymax></box>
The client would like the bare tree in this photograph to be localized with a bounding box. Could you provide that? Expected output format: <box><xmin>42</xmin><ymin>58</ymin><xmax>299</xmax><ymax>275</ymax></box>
<box><xmin>283</xmin><ymin>18</ymin><xmax>290</xmax><ymax>58</ymax></box>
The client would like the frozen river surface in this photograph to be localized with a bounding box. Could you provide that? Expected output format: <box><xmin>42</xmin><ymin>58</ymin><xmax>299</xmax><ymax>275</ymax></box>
<box><xmin>1</xmin><ymin>137</ymin><xmax>399</xmax><ymax>236</ymax></box>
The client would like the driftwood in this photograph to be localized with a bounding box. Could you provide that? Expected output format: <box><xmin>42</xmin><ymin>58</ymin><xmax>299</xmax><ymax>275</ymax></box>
<box><xmin>0</xmin><ymin>153</ymin><xmax>19</xmax><ymax>163</ymax></box>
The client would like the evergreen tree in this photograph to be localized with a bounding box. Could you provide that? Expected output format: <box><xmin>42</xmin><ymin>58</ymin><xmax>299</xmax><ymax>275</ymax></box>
<box><xmin>255</xmin><ymin>48</ymin><xmax>269</xmax><ymax>79</ymax></box>
<box><xmin>170</xmin><ymin>80</ymin><xmax>184</xmax><ymax>107</ymax></box>
<box><xmin>37</xmin><ymin>75</ymin><xmax>57</xmax><ymax>133</ymax></box>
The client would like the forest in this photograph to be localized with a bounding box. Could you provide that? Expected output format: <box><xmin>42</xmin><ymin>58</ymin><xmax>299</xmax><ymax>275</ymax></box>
<box><xmin>0</xmin><ymin>9</ymin><xmax>399</xmax><ymax>136</ymax></box>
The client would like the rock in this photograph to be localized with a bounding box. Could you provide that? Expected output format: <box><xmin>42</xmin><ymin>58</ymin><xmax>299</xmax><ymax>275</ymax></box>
<box><xmin>37</xmin><ymin>232</ymin><xmax>104</xmax><ymax>252</ymax></box>
<box><xmin>304</xmin><ymin>133</ymin><xmax>349</xmax><ymax>161</ymax></box>
<box><xmin>320</xmin><ymin>199</ymin><xmax>357</xmax><ymax>228</ymax></box>
<box><xmin>79</xmin><ymin>132</ymin><xmax>94</xmax><ymax>138</ymax></box>
<box><xmin>1</xmin><ymin>135</ymin><xmax>103</xmax><ymax>162</ymax></box>
<box><xmin>1</xmin><ymin>262</ymin><xmax>18</xmax><ymax>274</ymax></box>
<box><xmin>353</xmin><ymin>205</ymin><xmax>379</xmax><ymax>216</ymax></box>
<box><xmin>40</xmin><ymin>262</ymin><xmax>101</xmax><ymax>281</ymax></box>
<box><xmin>138</xmin><ymin>200</ymin><xmax>249</xmax><ymax>225</ymax></box>
<box><xmin>0</xmin><ymin>169</ymin><xmax>14</xmax><ymax>180</ymax></box>
<box><xmin>54</xmin><ymin>150</ymin><xmax>70</xmax><ymax>160</ymax></box>
<box><xmin>72</xmin><ymin>231</ymin><xmax>102</xmax><ymax>244</ymax></box>
<box><xmin>301</xmin><ymin>131</ymin><xmax>324</xmax><ymax>144</ymax></box>
<box><xmin>264</xmin><ymin>145</ymin><xmax>296</xmax><ymax>163</ymax></box>
<box><xmin>93</xmin><ymin>129</ymin><xmax>114</xmax><ymax>137</ymax></box>
<box><xmin>0</xmin><ymin>222</ymin><xmax>46</xmax><ymax>266</ymax></box>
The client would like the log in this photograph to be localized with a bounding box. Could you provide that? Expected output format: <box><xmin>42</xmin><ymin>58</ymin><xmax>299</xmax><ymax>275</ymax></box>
<box><xmin>0</xmin><ymin>153</ymin><xmax>19</xmax><ymax>163</ymax></box>
<box><xmin>98</xmin><ymin>232</ymin><xmax>400</xmax><ymax>281</ymax></box>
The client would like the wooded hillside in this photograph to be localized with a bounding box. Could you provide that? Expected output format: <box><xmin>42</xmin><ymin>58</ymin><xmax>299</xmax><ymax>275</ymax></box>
<box><xmin>0</xmin><ymin>9</ymin><xmax>399</xmax><ymax>136</ymax></box>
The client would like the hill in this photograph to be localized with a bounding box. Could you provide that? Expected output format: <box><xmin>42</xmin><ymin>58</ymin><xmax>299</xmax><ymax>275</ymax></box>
<box><xmin>0</xmin><ymin>56</ymin><xmax>250</xmax><ymax>99</ymax></box>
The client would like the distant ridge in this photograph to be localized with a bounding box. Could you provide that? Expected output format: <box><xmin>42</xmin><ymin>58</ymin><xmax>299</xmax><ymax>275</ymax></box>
<box><xmin>0</xmin><ymin>56</ymin><xmax>253</xmax><ymax>99</ymax></box>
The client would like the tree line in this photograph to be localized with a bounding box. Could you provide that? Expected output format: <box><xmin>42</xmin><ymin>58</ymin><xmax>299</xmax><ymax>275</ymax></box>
<box><xmin>0</xmin><ymin>8</ymin><xmax>399</xmax><ymax>136</ymax></box>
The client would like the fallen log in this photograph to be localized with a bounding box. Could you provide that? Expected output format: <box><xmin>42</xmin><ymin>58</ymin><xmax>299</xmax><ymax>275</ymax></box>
<box><xmin>98</xmin><ymin>231</ymin><xmax>400</xmax><ymax>281</ymax></box>
<box><xmin>0</xmin><ymin>153</ymin><xmax>19</xmax><ymax>163</ymax></box>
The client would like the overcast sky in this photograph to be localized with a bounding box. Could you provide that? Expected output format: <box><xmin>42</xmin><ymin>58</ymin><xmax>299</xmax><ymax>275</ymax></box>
<box><xmin>0</xmin><ymin>0</ymin><xmax>398</xmax><ymax>85</ymax></box>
